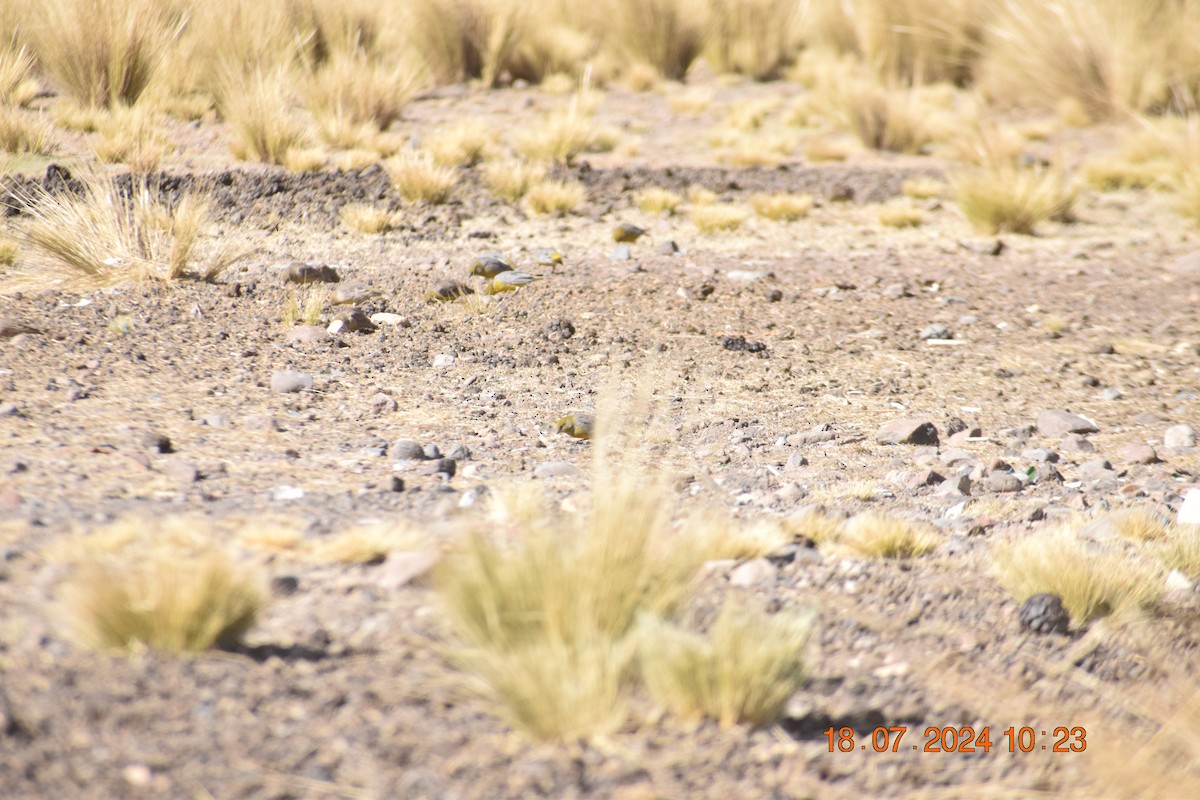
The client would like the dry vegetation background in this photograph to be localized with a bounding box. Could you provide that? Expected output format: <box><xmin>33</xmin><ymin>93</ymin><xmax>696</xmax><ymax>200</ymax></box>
<box><xmin>3</xmin><ymin>0</ymin><xmax>1200</xmax><ymax>798</ymax></box>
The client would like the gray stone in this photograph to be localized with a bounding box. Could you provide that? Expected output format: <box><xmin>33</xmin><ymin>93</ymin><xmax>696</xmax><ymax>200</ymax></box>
<box><xmin>242</xmin><ymin>414</ymin><xmax>280</xmax><ymax>431</ymax></box>
<box><xmin>1018</xmin><ymin>593</ymin><xmax>1070</xmax><ymax>635</ymax></box>
<box><xmin>1120</xmin><ymin>443</ymin><xmax>1159</xmax><ymax>465</ymax></box>
<box><xmin>423</xmin><ymin>444</ymin><xmax>443</xmax><ymax>460</ymax></box>
<box><xmin>200</xmin><ymin>413</ymin><xmax>231</xmax><ymax>428</ymax></box>
<box><xmin>656</xmin><ymin>240</ymin><xmax>680</xmax><ymax>255</ymax></box>
<box><xmin>1036</xmin><ymin>409</ymin><xmax>1098</xmax><ymax>438</ymax></box>
<box><xmin>1177</xmin><ymin>489</ymin><xmax>1200</xmax><ymax>525</ymax></box>
<box><xmin>987</xmin><ymin>472</ymin><xmax>1023</xmax><ymax>493</ymax></box>
<box><xmin>919</xmin><ymin>323</ymin><xmax>951</xmax><ymax>340</ymax></box>
<box><xmin>533</xmin><ymin>460</ymin><xmax>579</xmax><ymax>479</ymax></box>
<box><xmin>611</xmin><ymin>243</ymin><xmax>632</xmax><ymax>261</ymax></box>
<box><xmin>908</xmin><ymin>469</ymin><xmax>944</xmax><ymax>488</ymax></box>
<box><xmin>728</xmin><ymin>558</ymin><xmax>777</xmax><ymax>587</ymax></box>
<box><xmin>882</xmin><ymin>283</ymin><xmax>911</xmax><ymax>299</ymax></box>
<box><xmin>1021</xmin><ymin>448</ymin><xmax>1059</xmax><ymax>463</ymax></box>
<box><xmin>141</xmin><ymin>431</ymin><xmax>172</xmax><ymax>453</ymax></box>
<box><xmin>0</xmin><ymin>402</ymin><xmax>18</xmax><ymax>417</ymax></box>
<box><xmin>419</xmin><ymin>458</ymin><xmax>456</xmax><ymax>477</ymax></box>
<box><xmin>876</xmin><ymin>419</ymin><xmax>939</xmax><ymax>446</ymax></box>
<box><xmin>938</xmin><ymin>474</ymin><xmax>972</xmax><ymax>496</ymax></box>
<box><xmin>1164</xmin><ymin>424</ymin><xmax>1197</xmax><ymax>449</ymax></box>
<box><xmin>785</xmin><ymin>452</ymin><xmax>809</xmax><ymax>469</ymax></box>
<box><xmin>378</xmin><ymin>549</ymin><xmax>442</xmax><ymax>590</ymax></box>
<box><xmin>370</xmin><ymin>392</ymin><xmax>398</xmax><ymax>415</ymax></box>
<box><xmin>1079</xmin><ymin>459</ymin><xmax>1116</xmax><ymax>480</ymax></box>
<box><xmin>446</xmin><ymin>444</ymin><xmax>471</xmax><ymax>460</ymax></box>
<box><xmin>286</xmin><ymin>325</ymin><xmax>328</xmax><ymax>345</ymax></box>
<box><xmin>164</xmin><ymin>458</ymin><xmax>199</xmax><ymax>484</ymax></box>
<box><xmin>329</xmin><ymin>308</ymin><xmax>377</xmax><ymax>334</ymax></box>
<box><xmin>999</xmin><ymin>425</ymin><xmax>1035</xmax><ymax>442</ymax></box>
<box><xmin>946</xmin><ymin>428</ymin><xmax>982</xmax><ymax>446</ymax></box>
<box><xmin>939</xmin><ymin>448</ymin><xmax>976</xmax><ymax>466</ymax></box>
<box><xmin>272</xmin><ymin>485</ymin><xmax>305</xmax><ymax>501</ymax></box>
<box><xmin>392</xmin><ymin>439</ymin><xmax>426</xmax><ymax>460</ymax></box>
<box><xmin>271</xmin><ymin>370</ymin><xmax>312</xmax><ymax>394</ymax></box>
<box><xmin>270</xmin><ymin>575</ymin><xmax>300</xmax><ymax>596</ymax></box>
<box><xmin>1060</xmin><ymin>433</ymin><xmax>1096</xmax><ymax>453</ymax></box>
<box><xmin>1102</xmin><ymin>388</ymin><xmax>1123</xmax><ymax>401</ymax></box>
<box><xmin>432</xmin><ymin>353</ymin><xmax>457</xmax><ymax>368</ymax></box>
<box><xmin>1028</xmin><ymin>464</ymin><xmax>1062</xmax><ymax>483</ymax></box>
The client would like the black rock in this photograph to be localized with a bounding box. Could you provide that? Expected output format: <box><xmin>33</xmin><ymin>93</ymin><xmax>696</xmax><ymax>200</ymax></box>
<box><xmin>1018</xmin><ymin>593</ymin><xmax>1071</xmax><ymax>635</ymax></box>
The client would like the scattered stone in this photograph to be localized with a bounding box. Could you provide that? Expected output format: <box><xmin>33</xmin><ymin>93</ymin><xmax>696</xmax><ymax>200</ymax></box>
<box><xmin>0</xmin><ymin>490</ymin><xmax>22</xmax><ymax>510</ymax></box>
<box><xmin>1060</xmin><ymin>433</ymin><xmax>1096</xmax><ymax>453</ymax></box>
<box><xmin>272</xmin><ymin>485</ymin><xmax>305</xmax><ymax>501</ymax></box>
<box><xmin>1018</xmin><ymin>593</ymin><xmax>1071</xmax><ymax>635</ymax></box>
<box><xmin>785</xmin><ymin>453</ymin><xmax>809</xmax><ymax>470</ymax></box>
<box><xmin>656</xmin><ymin>240</ymin><xmax>680</xmax><ymax>255</ymax></box>
<box><xmin>611</xmin><ymin>243</ymin><xmax>632</xmax><ymax>260</ymax></box>
<box><xmin>729</xmin><ymin>558</ymin><xmax>777</xmax><ymax>587</ymax></box>
<box><xmin>1165</xmin><ymin>569</ymin><xmax>1193</xmax><ymax>595</ymax></box>
<box><xmin>1120</xmin><ymin>443</ymin><xmax>1159</xmax><ymax>465</ymax></box>
<box><xmin>0</xmin><ymin>402</ymin><xmax>18</xmax><ymax>417</ymax></box>
<box><xmin>533</xmin><ymin>460</ymin><xmax>579</xmax><ymax>479</ymax></box>
<box><xmin>939</xmin><ymin>448</ymin><xmax>975</xmax><ymax>466</ymax></box>
<box><xmin>1164</xmin><ymin>424</ymin><xmax>1197</xmax><ymax>449</ymax></box>
<box><xmin>419</xmin><ymin>458</ymin><xmax>456</xmax><ymax>477</ymax></box>
<box><xmin>947</xmin><ymin>428</ymin><xmax>982</xmax><ymax>446</ymax></box>
<box><xmin>1101</xmin><ymin>388</ymin><xmax>1123</xmax><ymax>401</ymax></box>
<box><xmin>121</xmin><ymin>765</ymin><xmax>153</xmax><ymax>789</ymax></box>
<box><xmin>1130</xmin><ymin>412</ymin><xmax>1160</xmax><ymax>426</ymax></box>
<box><xmin>270</xmin><ymin>575</ymin><xmax>300</xmax><ymax>597</ymax></box>
<box><xmin>726</xmin><ymin>270</ymin><xmax>768</xmax><ymax>282</ymax></box>
<box><xmin>284</xmin><ymin>261</ymin><xmax>339</xmax><ymax>284</ymax></box>
<box><xmin>987</xmin><ymin>472</ymin><xmax>1023</xmax><ymax>493</ymax></box>
<box><xmin>432</xmin><ymin>353</ymin><xmax>457</xmax><ymax>368</ymax></box>
<box><xmin>1022</xmin><ymin>448</ymin><xmax>1059</xmax><ymax>463</ymax></box>
<box><xmin>369</xmin><ymin>312</ymin><xmax>409</xmax><ymax>327</ymax></box>
<box><xmin>945</xmin><ymin>417</ymin><xmax>968</xmax><ymax>436</ymax></box>
<box><xmin>164</xmin><ymin>458</ymin><xmax>199</xmax><ymax>484</ymax></box>
<box><xmin>720</xmin><ymin>335</ymin><xmax>767</xmax><ymax>353</ymax></box>
<box><xmin>390</xmin><ymin>476</ymin><xmax>405</xmax><ymax>492</ymax></box>
<box><xmin>1167</xmin><ymin>249</ymin><xmax>1200</xmax><ymax>275</ymax></box>
<box><xmin>1028</xmin><ymin>464</ymin><xmax>1063</xmax><ymax>483</ymax></box>
<box><xmin>938</xmin><ymin>474</ymin><xmax>972</xmax><ymax>496</ymax></box>
<box><xmin>1000</xmin><ymin>425</ymin><xmax>1035</xmax><ymax>442</ymax></box>
<box><xmin>786</xmin><ymin>426</ymin><xmax>838</xmax><ymax>445</ymax></box>
<box><xmin>141</xmin><ymin>431</ymin><xmax>173</xmax><ymax>454</ymax></box>
<box><xmin>375</xmin><ymin>549</ymin><xmax>441</xmax><ymax>590</ymax></box>
<box><xmin>545</xmin><ymin>318</ymin><xmax>575</xmax><ymax>341</ymax></box>
<box><xmin>1036</xmin><ymin>409</ymin><xmax>1098</xmax><ymax>438</ymax></box>
<box><xmin>328</xmin><ymin>308</ymin><xmax>377</xmax><ymax>335</ymax></box>
<box><xmin>446</xmin><ymin>444</ymin><xmax>471</xmax><ymax>460</ymax></box>
<box><xmin>919</xmin><ymin>323</ymin><xmax>951</xmax><ymax>340</ymax></box>
<box><xmin>908</xmin><ymin>469</ymin><xmax>944</xmax><ymax>488</ymax></box>
<box><xmin>766</xmin><ymin>289</ymin><xmax>783</xmax><ymax>302</ymax></box>
<box><xmin>270</xmin><ymin>370</ymin><xmax>312</xmax><ymax>394</ymax></box>
<box><xmin>286</xmin><ymin>325</ymin><xmax>327</xmax><ymax>345</ymax></box>
<box><xmin>370</xmin><ymin>393</ymin><xmax>398</xmax><ymax>415</ymax></box>
<box><xmin>422</xmin><ymin>444</ymin><xmax>443</xmax><ymax>460</ymax></box>
<box><xmin>1079</xmin><ymin>459</ymin><xmax>1116</xmax><ymax>480</ymax></box>
<box><xmin>392</xmin><ymin>439</ymin><xmax>426</xmax><ymax>460</ymax></box>
<box><xmin>882</xmin><ymin>283</ymin><xmax>911</xmax><ymax>299</ymax></box>
<box><xmin>876</xmin><ymin>419</ymin><xmax>939</xmax><ymax>446</ymax></box>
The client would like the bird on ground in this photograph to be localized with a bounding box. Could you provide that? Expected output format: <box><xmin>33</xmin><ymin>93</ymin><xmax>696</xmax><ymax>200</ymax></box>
<box><xmin>533</xmin><ymin>247</ymin><xmax>564</xmax><ymax>267</ymax></box>
<box><xmin>482</xmin><ymin>271</ymin><xmax>542</xmax><ymax>295</ymax></box>
<box><xmin>612</xmin><ymin>223</ymin><xmax>647</xmax><ymax>243</ymax></box>
<box><xmin>468</xmin><ymin>252</ymin><xmax>514</xmax><ymax>279</ymax></box>
<box><xmin>554</xmin><ymin>413</ymin><xmax>594</xmax><ymax>440</ymax></box>
<box><xmin>425</xmin><ymin>280</ymin><xmax>475</xmax><ymax>303</ymax></box>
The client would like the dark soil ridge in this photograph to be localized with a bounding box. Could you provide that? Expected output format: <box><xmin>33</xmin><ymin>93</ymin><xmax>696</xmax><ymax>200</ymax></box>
<box><xmin>1</xmin><ymin>161</ymin><xmax>944</xmax><ymax>234</ymax></box>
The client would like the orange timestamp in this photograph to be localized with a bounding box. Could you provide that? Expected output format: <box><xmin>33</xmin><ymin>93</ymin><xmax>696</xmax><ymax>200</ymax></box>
<box><xmin>824</xmin><ymin>726</ymin><xmax>1087</xmax><ymax>754</ymax></box>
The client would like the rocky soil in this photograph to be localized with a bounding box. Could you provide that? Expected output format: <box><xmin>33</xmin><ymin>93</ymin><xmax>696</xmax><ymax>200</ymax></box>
<box><xmin>1</xmin><ymin>83</ymin><xmax>1199</xmax><ymax>799</ymax></box>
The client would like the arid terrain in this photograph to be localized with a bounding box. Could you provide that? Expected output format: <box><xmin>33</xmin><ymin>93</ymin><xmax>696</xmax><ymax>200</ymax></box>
<box><xmin>3</xmin><ymin>4</ymin><xmax>1200</xmax><ymax>797</ymax></box>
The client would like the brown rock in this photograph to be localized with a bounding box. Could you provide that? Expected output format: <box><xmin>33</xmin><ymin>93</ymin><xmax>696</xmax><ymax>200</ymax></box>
<box><xmin>284</xmin><ymin>261</ymin><xmax>340</xmax><ymax>284</ymax></box>
<box><xmin>876</xmin><ymin>419</ymin><xmax>939</xmax><ymax>446</ymax></box>
<box><xmin>1036</xmin><ymin>409</ymin><xmax>1098</xmax><ymax>438</ymax></box>
<box><xmin>1120</xmin><ymin>443</ymin><xmax>1159</xmax><ymax>465</ymax></box>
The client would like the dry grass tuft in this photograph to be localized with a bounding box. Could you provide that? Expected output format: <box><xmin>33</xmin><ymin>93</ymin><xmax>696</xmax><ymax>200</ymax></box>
<box><xmin>951</xmin><ymin>162</ymin><xmax>1075</xmax><ymax>235</ymax></box>
<box><xmin>333</xmin><ymin>148</ymin><xmax>380</xmax><ymax>172</ymax></box>
<box><xmin>635</xmin><ymin>186</ymin><xmax>682</xmax><ymax>215</ymax></box>
<box><xmin>992</xmin><ymin>527</ymin><xmax>1162</xmax><ymax>625</ymax></box>
<box><xmin>750</xmin><ymin>192</ymin><xmax>813</xmax><ymax>221</ymax></box>
<box><xmin>1107</xmin><ymin>507</ymin><xmax>1169</xmax><ymax>541</ymax></box>
<box><xmin>686</xmin><ymin>185</ymin><xmax>719</xmax><ymax>206</ymax></box>
<box><xmin>803</xmin><ymin>136</ymin><xmax>852</xmax><ymax>162</ymax></box>
<box><xmin>221</xmin><ymin>70</ymin><xmax>308</xmax><ymax>165</ymax></box>
<box><xmin>0</xmin><ymin>45</ymin><xmax>39</xmax><ymax>107</ymax></box>
<box><xmin>384</xmin><ymin>149</ymin><xmax>458</xmax><ymax>204</ymax></box>
<box><xmin>705</xmin><ymin>0</ymin><xmax>803</xmax><ymax>80</ymax></box>
<box><xmin>637</xmin><ymin>601</ymin><xmax>814</xmax><ymax>728</ymax></box>
<box><xmin>605</xmin><ymin>0</ymin><xmax>705</xmax><ymax>81</ymax></box>
<box><xmin>62</xmin><ymin>550</ymin><xmax>262</xmax><ymax>653</ymax></box>
<box><xmin>93</xmin><ymin>106</ymin><xmax>168</xmax><ymax>172</ymax></box>
<box><xmin>667</xmin><ymin>86</ymin><xmax>714</xmax><ymax>116</ymax></box>
<box><xmin>282</xmin><ymin>147</ymin><xmax>328</xmax><ymax>173</ymax></box>
<box><xmin>19</xmin><ymin>173</ymin><xmax>214</xmax><ymax>285</ymax></box>
<box><xmin>1162</xmin><ymin>524</ymin><xmax>1200</xmax><ymax>579</ymax></box>
<box><xmin>514</xmin><ymin>99</ymin><xmax>597</xmax><ymax>164</ymax></box>
<box><xmin>32</xmin><ymin>0</ymin><xmax>181</xmax><ymax>108</ymax></box>
<box><xmin>340</xmin><ymin>203</ymin><xmax>400</xmax><ymax>234</ymax></box>
<box><xmin>481</xmin><ymin>157</ymin><xmax>545</xmax><ymax>202</ymax></box>
<box><xmin>404</xmin><ymin>0</ymin><xmax>530</xmax><ymax>87</ymax></box>
<box><xmin>304</xmin><ymin>51</ymin><xmax>425</xmax><ymax>133</ymax></box>
<box><xmin>838</xmin><ymin>81</ymin><xmax>933</xmax><ymax>154</ymax></box>
<box><xmin>0</xmin><ymin>107</ymin><xmax>54</xmax><ymax>154</ymax></box>
<box><xmin>0</xmin><ymin>237</ymin><xmax>18</xmax><ymax>266</ymax></box>
<box><xmin>523</xmin><ymin>178</ymin><xmax>585</xmax><ymax>215</ymax></box>
<box><xmin>689</xmin><ymin>203</ymin><xmax>751</xmax><ymax>233</ymax></box>
<box><xmin>878</xmin><ymin>202</ymin><xmax>924</xmax><ymax>228</ymax></box>
<box><xmin>830</xmin><ymin>512</ymin><xmax>938</xmax><ymax>559</ymax></box>
<box><xmin>424</xmin><ymin>119</ymin><xmax>497</xmax><ymax>167</ymax></box>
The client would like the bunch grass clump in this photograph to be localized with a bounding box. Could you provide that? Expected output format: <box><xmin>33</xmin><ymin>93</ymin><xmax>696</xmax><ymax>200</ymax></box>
<box><xmin>830</xmin><ymin>512</ymin><xmax>938</xmax><ymax>558</ymax></box>
<box><xmin>221</xmin><ymin>70</ymin><xmax>308</xmax><ymax>165</ymax></box>
<box><xmin>637</xmin><ymin>601</ymin><xmax>814</xmax><ymax>728</ymax></box>
<box><xmin>481</xmin><ymin>157</ymin><xmax>545</xmax><ymax>202</ymax></box>
<box><xmin>992</xmin><ymin>527</ymin><xmax>1162</xmax><ymax>625</ymax></box>
<box><xmin>750</xmin><ymin>192</ymin><xmax>813</xmax><ymax>221</ymax></box>
<box><xmin>952</xmin><ymin>162</ymin><xmax>1076</xmax><ymax>235</ymax></box>
<box><xmin>63</xmin><ymin>551</ymin><xmax>262</xmax><ymax>653</ymax></box>
<box><xmin>523</xmin><ymin>178</ymin><xmax>585</xmax><ymax>215</ymax></box>
<box><xmin>689</xmin><ymin>203</ymin><xmax>751</xmax><ymax>233</ymax></box>
<box><xmin>385</xmin><ymin>149</ymin><xmax>458</xmax><ymax>204</ymax></box>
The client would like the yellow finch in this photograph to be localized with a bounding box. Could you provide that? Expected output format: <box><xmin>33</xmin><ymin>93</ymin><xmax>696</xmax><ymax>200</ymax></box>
<box><xmin>468</xmin><ymin>252</ymin><xmax>513</xmax><ymax>279</ymax></box>
<box><xmin>534</xmin><ymin>247</ymin><xmax>564</xmax><ymax>267</ymax></box>
<box><xmin>554</xmin><ymin>413</ymin><xmax>594</xmax><ymax>439</ymax></box>
<box><xmin>483</xmin><ymin>271</ymin><xmax>541</xmax><ymax>294</ymax></box>
<box><xmin>425</xmin><ymin>280</ymin><xmax>474</xmax><ymax>303</ymax></box>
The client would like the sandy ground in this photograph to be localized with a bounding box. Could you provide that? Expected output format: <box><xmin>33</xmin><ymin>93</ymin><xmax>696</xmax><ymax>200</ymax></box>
<box><xmin>1</xmin><ymin>81</ymin><xmax>1199</xmax><ymax>799</ymax></box>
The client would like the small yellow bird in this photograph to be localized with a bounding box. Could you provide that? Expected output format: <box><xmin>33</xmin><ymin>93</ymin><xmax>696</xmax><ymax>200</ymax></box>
<box><xmin>425</xmin><ymin>280</ymin><xmax>475</xmax><ymax>303</ymax></box>
<box><xmin>554</xmin><ymin>413</ymin><xmax>594</xmax><ymax>440</ymax></box>
<box><xmin>534</xmin><ymin>247</ymin><xmax>564</xmax><ymax>267</ymax></box>
<box><xmin>483</xmin><ymin>271</ymin><xmax>541</xmax><ymax>295</ymax></box>
<box><xmin>468</xmin><ymin>253</ymin><xmax>514</xmax><ymax>279</ymax></box>
<box><xmin>612</xmin><ymin>223</ymin><xmax>647</xmax><ymax>243</ymax></box>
